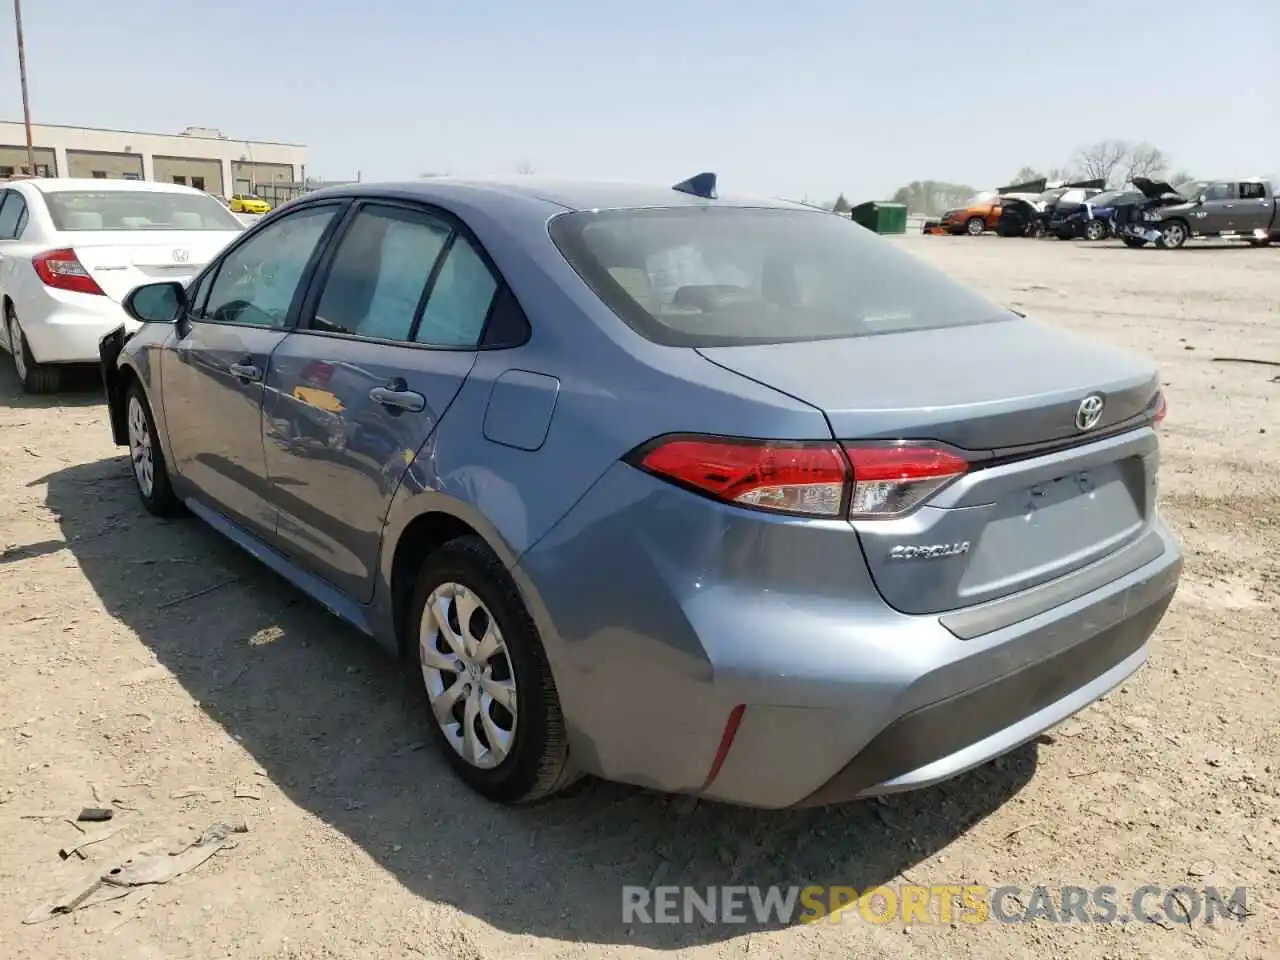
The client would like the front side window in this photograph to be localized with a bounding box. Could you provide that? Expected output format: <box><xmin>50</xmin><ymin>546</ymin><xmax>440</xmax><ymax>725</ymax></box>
<box><xmin>44</xmin><ymin>189</ymin><xmax>244</xmax><ymax>231</ymax></box>
<box><xmin>1202</xmin><ymin>182</ymin><xmax>1235</xmax><ymax>201</ymax></box>
<box><xmin>200</xmin><ymin>205</ymin><xmax>339</xmax><ymax>328</ymax></box>
<box><xmin>549</xmin><ymin>206</ymin><xmax>1012</xmax><ymax>347</ymax></box>
<box><xmin>310</xmin><ymin>205</ymin><xmax>450</xmax><ymax>342</ymax></box>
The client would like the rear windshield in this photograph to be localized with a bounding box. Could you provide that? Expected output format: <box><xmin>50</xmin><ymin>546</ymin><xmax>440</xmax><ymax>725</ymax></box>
<box><xmin>548</xmin><ymin>206</ymin><xmax>1013</xmax><ymax>347</ymax></box>
<box><xmin>44</xmin><ymin>190</ymin><xmax>244</xmax><ymax>232</ymax></box>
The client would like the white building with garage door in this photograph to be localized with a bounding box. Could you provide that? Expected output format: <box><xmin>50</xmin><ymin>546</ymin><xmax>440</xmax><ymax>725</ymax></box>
<box><xmin>0</xmin><ymin>121</ymin><xmax>306</xmax><ymax>200</ymax></box>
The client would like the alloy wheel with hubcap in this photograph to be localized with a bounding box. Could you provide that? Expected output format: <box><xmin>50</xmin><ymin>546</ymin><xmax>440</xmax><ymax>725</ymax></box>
<box><xmin>1160</xmin><ymin>221</ymin><xmax>1188</xmax><ymax>249</ymax></box>
<box><xmin>123</xmin><ymin>383</ymin><xmax>184</xmax><ymax>516</ymax></box>
<box><xmin>420</xmin><ymin>581</ymin><xmax>519</xmax><ymax>770</ymax></box>
<box><xmin>127</xmin><ymin>394</ymin><xmax>155</xmax><ymax>499</ymax></box>
<box><xmin>1085</xmin><ymin>219</ymin><xmax>1107</xmax><ymax>241</ymax></box>
<box><xmin>408</xmin><ymin>536</ymin><xmax>578</xmax><ymax>803</ymax></box>
<box><xmin>965</xmin><ymin>217</ymin><xmax>984</xmax><ymax>236</ymax></box>
<box><xmin>6</xmin><ymin>310</ymin><xmax>60</xmax><ymax>393</ymax></box>
<box><xmin>10</xmin><ymin>315</ymin><xmax>28</xmax><ymax>383</ymax></box>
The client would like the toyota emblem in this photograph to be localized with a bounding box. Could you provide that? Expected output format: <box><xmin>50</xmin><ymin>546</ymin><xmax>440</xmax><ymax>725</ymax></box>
<box><xmin>1075</xmin><ymin>394</ymin><xmax>1105</xmax><ymax>431</ymax></box>
<box><xmin>172</xmin><ymin>248</ymin><xmax>190</xmax><ymax>263</ymax></box>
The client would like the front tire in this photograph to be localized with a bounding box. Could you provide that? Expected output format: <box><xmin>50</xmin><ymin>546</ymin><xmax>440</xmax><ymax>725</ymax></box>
<box><xmin>125</xmin><ymin>382</ymin><xmax>185</xmax><ymax>517</ymax></box>
<box><xmin>6</xmin><ymin>308</ymin><xmax>60</xmax><ymax>394</ymax></box>
<box><xmin>965</xmin><ymin>217</ymin><xmax>985</xmax><ymax>237</ymax></box>
<box><xmin>410</xmin><ymin>536</ymin><xmax>578</xmax><ymax>804</ymax></box>
<box><xmin>1159</xmin><ymin>220</ymin><xmax>1189</xmax><ymax>249</ymax></box>
<box><xmin>1084</xmin><ymin>219</ymin><xmax>1107</xmax><ymax>241</ymax></box>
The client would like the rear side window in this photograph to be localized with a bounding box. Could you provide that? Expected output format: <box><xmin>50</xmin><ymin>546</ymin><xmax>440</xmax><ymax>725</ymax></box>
<box><xmin>311</xmin><ymin>205</ymin><xmax>451</xmax><ymax>342</ymax></box>
<box><xmin>0</xmin><ymin>191</ymin><xmax>24</xmax><ymax>239</ymax></box>
<box><xmin>414</xmin><ymin>235</ymin><xmax>498</xmax><ymax>347</ymax></box>
<box><xmin>549</xmin><ymin>207</ymin><xmax>1012</xmax><ymax>347</ymax></box>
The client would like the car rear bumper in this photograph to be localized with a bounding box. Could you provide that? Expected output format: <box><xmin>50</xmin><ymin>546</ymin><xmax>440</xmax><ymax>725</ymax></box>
<box><xmin>518</xmin><ymin>462</ymin><xmax>1182</xmax><ymax>809</ymax></box>
<box><xmin>21</xmin><ymin>294</ymin><xmax>138</xmax><ymax>364</ymax></box>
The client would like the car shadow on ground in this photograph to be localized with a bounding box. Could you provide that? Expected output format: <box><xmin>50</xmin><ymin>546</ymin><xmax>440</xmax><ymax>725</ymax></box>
<box><xmin>39</xmin><ymin>455</ymin><xmax>1038</xmax><ymax>949</ymax></box>
<box><xmin>0</xmin><ymin>364</ymin><xmax>105</xmax><ymax>409</ymax></box>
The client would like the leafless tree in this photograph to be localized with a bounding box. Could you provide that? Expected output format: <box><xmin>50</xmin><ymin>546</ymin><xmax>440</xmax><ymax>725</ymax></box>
<box><xmin>1118</xmin><ymin>143</ymin><xmax>1167</xmax><ymax>186</ymax></box>
<box><xmin>1074</xmin><ymin>140</ymin><xmax>1130</xmax><ymax>185</ymax></box>
<box><xmin>515</xmin><ymin>161</ymin><xmax>535</xmax><ymax>175</ymax></box>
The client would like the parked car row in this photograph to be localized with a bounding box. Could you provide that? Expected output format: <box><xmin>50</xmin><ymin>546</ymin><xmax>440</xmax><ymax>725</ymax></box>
<box><xmin>923</xmin><ymin>177</ymin><xmax>1280</xmax><ymax>249</ymax></box>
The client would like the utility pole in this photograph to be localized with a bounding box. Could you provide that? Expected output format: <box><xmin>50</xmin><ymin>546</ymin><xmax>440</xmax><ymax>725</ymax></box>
<box><xmin>13</xmin><ymin>0</ymin><xmax>35</xmax><ymax>176</ymax></box>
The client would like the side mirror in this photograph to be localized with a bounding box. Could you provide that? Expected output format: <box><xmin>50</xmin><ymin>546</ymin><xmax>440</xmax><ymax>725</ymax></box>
<box><xmin>123</xmin><ymin>281</ymin><xmax>186</xmax><ymax>325</ymax></box>
<box><xmin>1197</xmin><ymin>194</ymin><xmax>1207</xmax><ymax>204</ymax></box>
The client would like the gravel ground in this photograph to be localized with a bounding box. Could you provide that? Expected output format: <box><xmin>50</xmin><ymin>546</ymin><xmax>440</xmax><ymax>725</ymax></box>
<box><xmin>1</xmin><ymin>235</ymin><xmax>1277</xmax><ymax>960</ymax></box>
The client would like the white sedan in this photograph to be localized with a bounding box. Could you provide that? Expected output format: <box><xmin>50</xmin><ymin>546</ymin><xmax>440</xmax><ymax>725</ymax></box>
<box><xmin>0</xmin><ymin>178</ymin><xmax>245</xmax><ymax>393</ymax></box>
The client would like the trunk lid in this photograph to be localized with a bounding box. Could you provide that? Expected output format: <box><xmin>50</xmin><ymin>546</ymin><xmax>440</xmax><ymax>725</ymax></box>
<box><xmin>697</xmin><ymin>318</ymin><xmax>1162</xmax><ymax>616</ymax></box>
<box><xmin>69</xmin><ymin>231</ymin><xmax>240</xmax><ymax>302</ymax></box>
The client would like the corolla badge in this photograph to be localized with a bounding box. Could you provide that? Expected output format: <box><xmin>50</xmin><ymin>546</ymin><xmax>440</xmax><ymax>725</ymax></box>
<box><xmin>889</xmin><ymin>542</ymin><xmax>970</xmax><ymax>560</ymax></box>
<box><xmin>1075</xmin><ymin>394</ymin><xmax>1105</xmax><ymax>431</ymax></box>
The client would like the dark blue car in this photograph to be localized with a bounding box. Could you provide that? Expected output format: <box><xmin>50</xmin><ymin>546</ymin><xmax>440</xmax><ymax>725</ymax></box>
<box><xmin>1054</xmin><ymin>190</ymin><xmax>1145</xmax><ymax>241</ymax></box>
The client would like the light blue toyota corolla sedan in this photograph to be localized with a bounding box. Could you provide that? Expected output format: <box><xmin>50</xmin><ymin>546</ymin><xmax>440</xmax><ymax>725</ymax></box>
<box><xmin>98</xmin><ymin>174</ymin><xmax>1181</xmax><ymax>809</ymax></box>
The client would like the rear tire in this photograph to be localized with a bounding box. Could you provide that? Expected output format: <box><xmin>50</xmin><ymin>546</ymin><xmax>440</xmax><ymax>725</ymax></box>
<box><xmin>125</xmin><ymin>381</ymin><xmax>185</xmax><ymax>517</ymax></box>
<box><xmin>409</xmin><ymin>535</ymin><xmax>579</xmax><ymax>804</ymax></box>
<box><xmin>6</xmin><ymin>308</ymin><xmax>60</xmax><ymax>394</ymax></box>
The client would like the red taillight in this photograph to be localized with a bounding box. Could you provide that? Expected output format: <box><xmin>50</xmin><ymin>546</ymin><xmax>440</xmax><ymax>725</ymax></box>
<box><xmin>1152</xmin><ymin>391</ymin><xmax>1167</xmax><ymax>429</ymax></box>
<box><xmin>843</xmin><ymin>443</ymin><xmax>969</xmax><ymax>519</ymax></box>
<box><xmin>32</xmin><ymin>248</ymin><xmax>104</xmax><ymax>296</ymax></box>
<box><xmin>634</xmin><ymin>436</ymin><xmax>968</xmax><ymax>520</ymax></box>
<box><xmin>637</xmin><ymin>437</ymin><xmax>849</xmax><ymax>517</ymax></box>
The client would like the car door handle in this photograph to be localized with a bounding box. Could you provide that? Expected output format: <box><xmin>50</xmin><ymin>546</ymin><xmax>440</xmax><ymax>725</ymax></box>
<box><xmin>369</xmin><ymin>385</ymin><xmax>425</xmax><ymax>412</ymax></box>
<box><xmin>229</xmin><ymin>361</ymin><xmax>262</xmax><ymax>382</ymax></box>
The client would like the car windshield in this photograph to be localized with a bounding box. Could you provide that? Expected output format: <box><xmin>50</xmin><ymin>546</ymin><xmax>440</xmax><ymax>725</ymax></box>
<box><xmin>45</xmin><ymin>190</ymin><xmax>245</xmax><ymax>231</ymax></box>
<box><xmin>548</xmin><ymin>206</ymin><xmax>1014</xmax><ymax>347</ymax></box>
<box><xmin>1174</xmin><ymin>181</ymin><xmax>1205</xmax><ymax>198</ymax></box>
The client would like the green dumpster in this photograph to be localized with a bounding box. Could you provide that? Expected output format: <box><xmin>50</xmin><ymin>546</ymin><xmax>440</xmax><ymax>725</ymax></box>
<box><xmin>849</xmin><ymin>201</ymin><xmax>908</xmax><ymax>235</ymax></box>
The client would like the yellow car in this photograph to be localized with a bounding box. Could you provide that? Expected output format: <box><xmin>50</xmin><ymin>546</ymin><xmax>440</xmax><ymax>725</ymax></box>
<box><xmin>229</xmin><ymin>193</ymin><xmax>271</xmax><ymax>215</ymax></box>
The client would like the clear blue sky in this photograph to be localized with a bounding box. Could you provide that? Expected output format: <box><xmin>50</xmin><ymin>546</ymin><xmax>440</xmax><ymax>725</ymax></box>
<box><xmin>6</xmin><ymin>0</ymin><xmax>1278</xmax><ymax>200</ymax></box>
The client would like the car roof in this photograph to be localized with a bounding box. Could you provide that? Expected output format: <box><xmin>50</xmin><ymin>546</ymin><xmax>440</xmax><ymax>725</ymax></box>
<box><xmin>302</xmin><ymin>176</ymin><xmax>815</xmax><ymax>216</ymax></box>
<box><xmin>19</xmin><ymin>178</ymin><xmax>208</xmax><ymax>196</ymax></box>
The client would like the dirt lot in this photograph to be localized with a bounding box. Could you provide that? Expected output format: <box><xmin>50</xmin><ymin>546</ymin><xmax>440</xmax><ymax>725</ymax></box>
<box><xmin>1</xmin><ymin>236</ymin><xmax>1277</xmax><ymax>960</ymax></box>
